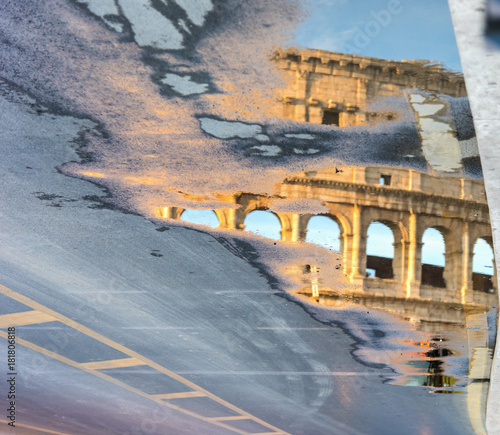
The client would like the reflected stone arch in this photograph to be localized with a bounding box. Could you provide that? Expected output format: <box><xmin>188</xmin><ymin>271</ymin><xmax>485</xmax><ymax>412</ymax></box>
<box><xmin>243</xmin><ymin>209</ymin><xmax>282</xmax><ymax>240</ymax></box>
<box><xmin>167</xmin><ymin>206</ymin><xmax>184</xmax><ymax>220</ymax></box>
<box><xmin>180</xmin><ymin>209</ymin><xmax>219</xmax><ymax>228</ymax></box>
<box><xmin>359</xmin><ymin>207</ymin><xmax>409</xmax><ymax>283</ymax></box>
<box><xmin>305</xmin><ymin>215</ymin><xmax>342</xmax><ymax>251</ymax></box>
<box><xmin>213</xmin><ymin>208</ymin><xmax>231</xmax><ymax>229</ymax></box>
<box><xmin>420</xmin><ymin>225</ymin><xmax>461</xmax><ymax>291</ymax></box>
<box><xmin>421</xmin><ymin>228</ymin><xmax>446</xmax><ymax>288</ymax></box>
<box><xmin>303</xmin><ymin>212</ymin><xmax>352</xmax><ymax>273</ymax></box>
<box><xmin>472</xmin><ymin>236</ymin><xmax>496</xmax><ymax>292</ymax></box>
<box><xmin>366</xmin><ymin>220</ymin><xmax>396</xmax><ymax>279</ymax></box>
<box><xmin>473</xmin><ymin>235</ymin><xmax>495</xmax><ymax>265</ymax></box>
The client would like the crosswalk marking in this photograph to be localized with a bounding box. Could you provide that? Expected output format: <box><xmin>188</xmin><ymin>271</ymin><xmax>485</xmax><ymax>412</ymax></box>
<box><xmin>153</xmin><ymin>391</ymin><xmax>206</xmax><ymax>400</ymax></box>
<box><xmin>79</xmin><ymin>357</ymin><xmax>146</xmax><ymax>370</ymax></box>
<box><xmin>0</xmin><ymin>283</ymin><xmax>289</xmax><ymax>435</ymax></box>
<box><xmin>0</xmin><ymin>310</ymin><xmax>56</xmax><ymax>327</ymax></box>
<box><xmin>0</xmin><ymin>418</ymin><xmax>72</xmax><ymax>435</ymax></box>
<box><xmin>0</xmin><ymin>330</ymin><xmax>248</xmax><ymax>435</ymax></box>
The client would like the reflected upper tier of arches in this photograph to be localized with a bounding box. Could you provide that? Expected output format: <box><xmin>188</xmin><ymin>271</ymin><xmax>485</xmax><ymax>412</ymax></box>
<box><xmin>156</xmin><ymin>164</ymin><xmax>496</xmax><ymax>306</ymax></box>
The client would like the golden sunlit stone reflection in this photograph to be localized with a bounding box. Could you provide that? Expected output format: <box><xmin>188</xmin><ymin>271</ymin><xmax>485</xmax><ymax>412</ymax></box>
<box><xmin>274</xmin><ymin>49</ymin><xmax>467</xmax><ymax>127</ymax></box>
<box><xmin>67</xmin><ymin>42</ymin><xmax>494</xmax><ymax>402</ymax></box>
<box><xmin>83</xmin><ymin>171</ymin><xmax>106</xmax><ymax>178</ymax></box>
<box><xmin>124</xmin><ymin>176</ymin><xmax>163</xmax><ymax>185</ymax></box>
<box><xmin>159</xmin><ymin>163</ymin><xmax>495</xmax><ymax>316</ymax></box>
<box><xmin>152</xmin><ymin>48</ymin><xmax>495</xmax><ymax>340</ymax></box>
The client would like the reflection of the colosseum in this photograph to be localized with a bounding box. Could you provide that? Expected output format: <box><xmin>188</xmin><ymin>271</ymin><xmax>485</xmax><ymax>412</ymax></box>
<box><xmin>156</xmin><ymin>165</ymin><xmax>495</xmax><ymax>400</ymax></box>
<box><xmin>151</xmin><ymin>47</ymin><xmax>497</xmax><ymax>402</ymax></box>
<box><xmin>157</xmin><ymin>164</ymin><xmax>496</xmax><ymax>328</ymax></box>
<box><xmin>153</xmin><ymin>47</ymin><xmax>494</xmax><ymax>404</ymax></box>
<box><xmin>274</xmin><ymin>49</ymin><xmax>467</xmax><ymax>128</ymax></box>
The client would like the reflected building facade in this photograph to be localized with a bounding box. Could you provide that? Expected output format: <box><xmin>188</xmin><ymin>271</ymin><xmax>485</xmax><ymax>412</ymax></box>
<box><xmin>157</xmin><ymin>48</ymin><xmax>496</xmax><ymax>329</ymax></box>
<box><xmin>157</xmin><ymin>164</ymin><xmax>496</xmax><ymax>324</ymax></box>
<box><xmin>155</xmin><ymin>49</ymin><xmax>496</xmax><ymax>398</ymax></box>
<box><xmin>274</xmin><ymin>48</ymin><xmax>467</xmax><ymax>127</ymax></box>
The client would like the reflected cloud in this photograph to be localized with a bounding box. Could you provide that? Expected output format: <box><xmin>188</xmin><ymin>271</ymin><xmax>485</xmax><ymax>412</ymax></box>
<box><xmin>160</xmin><ymin>74</ymin><xmax>209</xmax><ymax>96</ymax></box>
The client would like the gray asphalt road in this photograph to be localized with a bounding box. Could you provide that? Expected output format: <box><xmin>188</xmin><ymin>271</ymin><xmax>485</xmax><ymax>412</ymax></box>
<box><xmin>0</xmin><ymin>85</ymin><xmax>476</xmax><ymax>435</ymax></box>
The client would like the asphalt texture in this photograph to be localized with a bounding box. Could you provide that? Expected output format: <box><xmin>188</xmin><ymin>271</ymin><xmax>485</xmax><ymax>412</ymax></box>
<box><xmin>0</xmin><ymin>80</ymin><xmax>476</xmax><ymax>435</ymax></box>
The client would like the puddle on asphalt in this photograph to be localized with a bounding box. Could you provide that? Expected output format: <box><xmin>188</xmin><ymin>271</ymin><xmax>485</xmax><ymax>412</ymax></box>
<box><xmin>163</xmin><ymin>160</ymin><xmax>496</xmax><ymax>396</ymax></box>
<box><xmin>63</xmin><ymin>0</ymin><xmax>497</xmax><ymax>406</ymax></box>
<box><xmin>145</xmin><ymin>87</ymin><xmax>497</xmax><ymax>396</ymax></box>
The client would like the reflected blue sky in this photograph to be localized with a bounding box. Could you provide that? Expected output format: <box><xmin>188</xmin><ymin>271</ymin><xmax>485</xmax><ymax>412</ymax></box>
<box><xmin>181</xmin><ymin>210</ymin><xmax>494</xmax><ymax>275</ymax></box>
<box><xmin>180</xmin><ymin>209</ymin><xmax>219</xmax><ymax>228</ymax></box>
<box><xmin>293</xmin><ymin>0</ymin><xmax>462</xmax><ymax>72</ymax></box>
<box><xmin>474</xmin><ymin>238</ymin><xmax>495</xmax><ymax>275</ymax></box>
<box><xmin>306</xmin><ymin>216</ymin><xmax>341</xmax><ymax>251</ymax></box>
<box><xmin>422</xmin><ymin>228</ymin><xmax>445</xmax><ymax>267</ymax></box>
<box><xmin>366</xmin><ymin>222</ymin><xmax>394</xmax><ymax>258</ymax></box>
<box><xmin>244</xmin><ymin>211</ymin><xmax>282</xmax><ymax>240</ymax></box>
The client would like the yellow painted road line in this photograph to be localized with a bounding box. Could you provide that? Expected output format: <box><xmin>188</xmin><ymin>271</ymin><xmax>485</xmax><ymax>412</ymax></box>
<box><xmin>208</xmin><ymin>416</ymin><xmax>251</xmax><ymax>421</ymax></box>
<box><xmin>153</xmin><ymin>391</ymin><xmax>206</xmax><ymax>400</ymax></box>
<box><xmin>79</xmin><ymin>357</ymin><xmax>145</xmax><ymax>370</ymax></box>
<box><xmin>0</xmin><ymin>418</ymin><xmax>72</xmax><ymax>435</ymax></box>
<box><xmin>0</xmin><ymin>310</ymin><xmax>56</xmax><ymax>327</ymax></box>
<box><xmin>0</xmin><ymin>284</ymin><xmax>289</xmax><ymax>435</ymax></box>
<box><xmin>0</xmin><ymin>331</ymin><xmax>248</xmax><ymax>435</ymax></box>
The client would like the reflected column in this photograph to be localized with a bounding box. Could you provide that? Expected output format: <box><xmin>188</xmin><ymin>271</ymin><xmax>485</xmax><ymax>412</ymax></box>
<box><xmin>442</xmin><ymin>224</ymin><xmax>464</xmax><ymax>298</ymax></box>
<box><xmin>349</xmin><ymin>204</ymin><xmax>366</xmax><ymax>285</ymax></box>
<box><xmin>217</xmin><ymin>208</ymin><xmax>237</xmax><ymax>230</ymax></box>
<box><xmin>217</xmin><ymin>203</ymin><xmax>247</xmax><ymax>231</ymax></box>
<box><xmin>461</xmin><ymin>221</ymin><xmax>473</xmax><ymax>304</ymax></box>
<box><xmin>280</xmin><ymin>213</ymin><xmax>305</xmax><ymax>242</ymax></box>
<box><xmin>295</xmin><ymin>70</ymin><xmax>309</xmax><ymax>122</ymax></box>
<box><xmin>405</xmin><ymin>211</ymin><xmax>422</xmax><ymax>298</ymax></box>
<box><xmin>156</xmin><ymin>206</ymin><xmax>184</xmax><ymax>220</ymax></box>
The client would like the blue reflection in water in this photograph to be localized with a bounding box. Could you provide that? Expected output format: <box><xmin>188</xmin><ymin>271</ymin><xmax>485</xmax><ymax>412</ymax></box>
<box><xmin>292</xmin><ymin>0</ymin><xmax>462</xmax><ymax>72</ymax></box>
<box><xmin>422</xmin><ymin>228</ymin><xmax>445</xmax><ymax>267</ymax></box>
<box><xmin>366</xmin><ymin>222</ymin><xmax>394</xmax><ymax>278</ymax></box>
<box><xmin>180</xmin><ymin>209</ymin><xmax>219</xmax><ymax>228</ymax></box>
<box><xmin>244</xmin><ymin>211</ymin><xmax>281</xmax><ymax>240</ymax></box>
<box><xmin>305</xmin><ymin>216</ymin><xmax>340</xmax><ymax>251</ymax></box>
<box><xmin>367</xmin><ymin>222</ymin><xmax>394</xmax><ymax>258</ymax></box>
<box><xmin>473</xmin><ymin>238</ymin><xmax>495</xmax><ymax>275</ymax></box>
